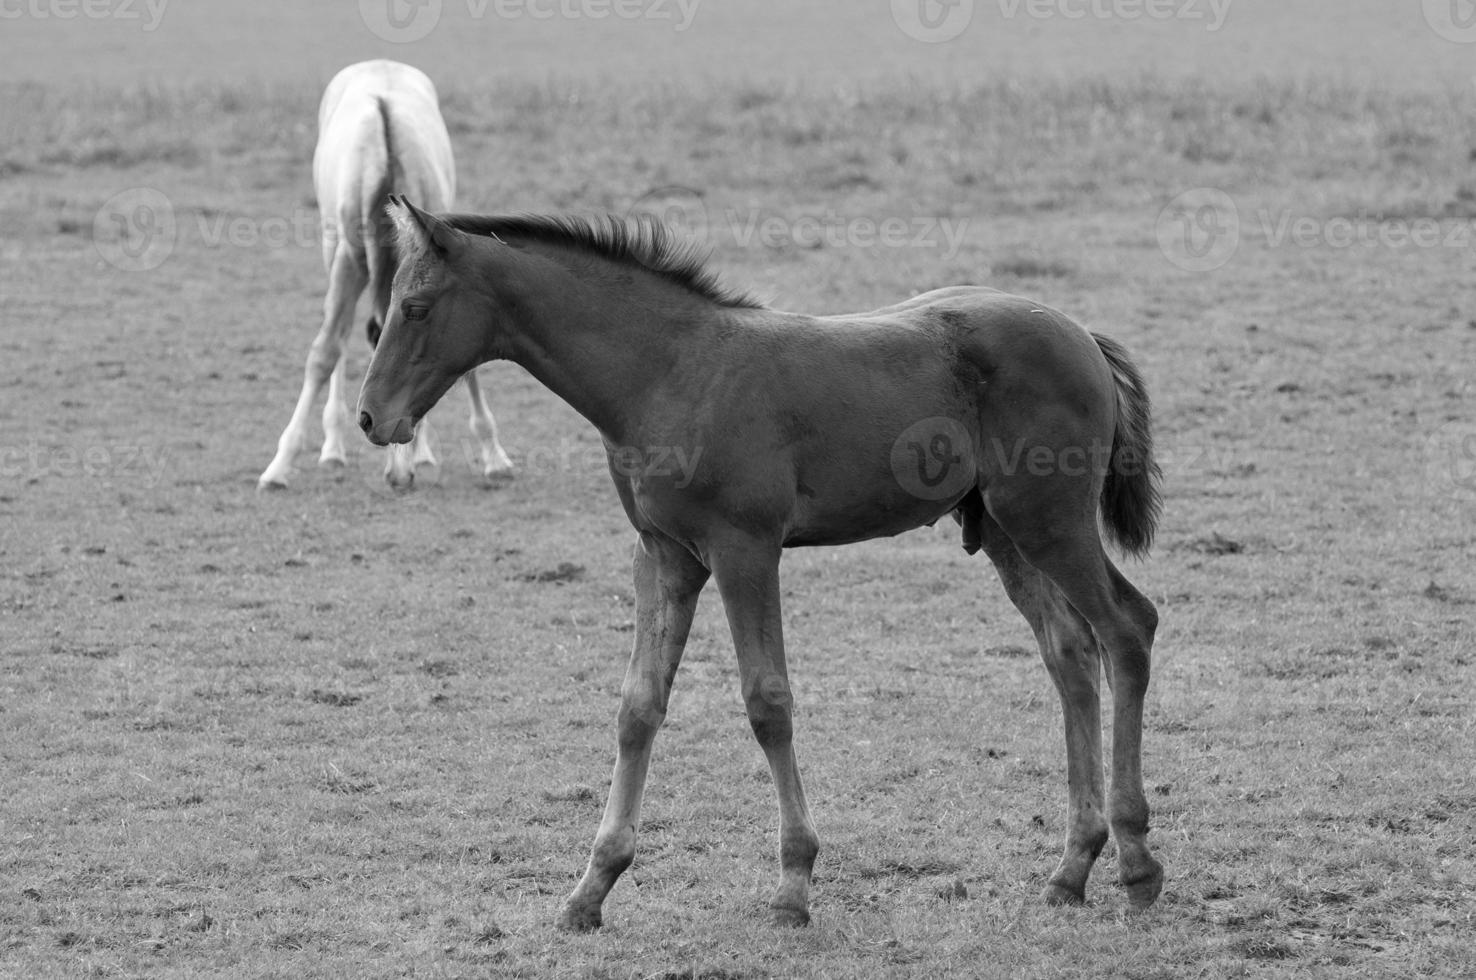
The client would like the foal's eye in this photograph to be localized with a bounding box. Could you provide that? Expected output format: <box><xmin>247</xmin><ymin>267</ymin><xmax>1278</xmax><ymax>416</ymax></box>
<box><xmin>402</xmin><ymin>301</ymin><xmax>430</xmax><ymax>321</ymax></box>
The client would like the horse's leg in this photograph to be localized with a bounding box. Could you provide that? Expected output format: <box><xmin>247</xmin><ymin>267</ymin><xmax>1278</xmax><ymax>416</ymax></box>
<box><xmin>975</xmin><ymin>513</ymin><xmax>1108</xmax><ymax>905</ymax></box>
<box><xmin>411</xmin><ymin>420</ymin><xmax>438</xmax><ymax>471</ymax></box>
<box><xmin>1095</xmin><ymin>559</ymin><xmax>1163</xmax><ymax>908</ymax></box>
<box><xmin>320</xmin><ymin>357</ymin><xmax>354</xmax><ymax>468</ymax></box>
<box><xmin>987</xmin><ymin>494</ymin><xmax>1163</xmax><ymax>909</ymax></box>
<box><xmin>382</xmin><ymin>421</ymin><xmax>426</xmax><ymax>490</ymax></box>
<box><xmin>259</xmin><ymin>242</ymin><xmax>366</xmax><ymax>488</ymax></box>
<box><xmin>559</xmin><ymin>532</ymin><xmax>708</xmax><ymax>932</ymax></box>
<box><xmin>462</xmin><ymin>369</ymin><xmax>515</xmax><ymax>480</ymax></box>
<box><xmin>710</xmin><ymin>542</ymin><xmax>820</xmax><ymax>927</ymax></box>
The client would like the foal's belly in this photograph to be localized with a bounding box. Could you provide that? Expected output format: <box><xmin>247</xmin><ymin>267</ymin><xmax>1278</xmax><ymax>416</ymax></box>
<box><xmin>770</xmin><ymin>382</ymin><xmax>978</xmax><ymax>547</ymax></box>
<box><xmin>782</xmin><ymin>468</ymin><xmax>965</xmax><ymax>547</ymax></box>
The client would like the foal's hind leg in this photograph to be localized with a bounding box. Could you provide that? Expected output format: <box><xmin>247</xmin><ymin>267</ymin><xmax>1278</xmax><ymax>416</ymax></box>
<box><xmin>987</xmin><ymin>497</ymin><xmax>1164</xmax><ymax>909</ymax></box>
<box><xmin>259</xmin><ymin>243</ymin><xmax>367</xmax><ymax>488</ymax></box>
<box><xmin>976</xmin><ymin>515</ymin><xmax>1109</xmax><ymax>905</ymax></box>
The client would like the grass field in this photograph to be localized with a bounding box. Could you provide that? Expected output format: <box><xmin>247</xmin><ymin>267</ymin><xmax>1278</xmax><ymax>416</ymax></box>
<box><xmin>2</xmin><ymin>37</ymin><xmax>1475</xmax><ymax>980</ymax></box>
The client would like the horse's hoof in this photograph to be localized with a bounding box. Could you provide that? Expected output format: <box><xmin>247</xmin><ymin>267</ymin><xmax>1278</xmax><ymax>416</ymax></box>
<box><xmin>556</xmin><ymin>903</ymin><xmax>602</xmax><ymax>933</ymax></box>
<box><xmin>481</xmin><ymin>465</ymin><xmax>515</xmax><ymax>484</ymax></box>
<box><xmin>1122</xmin><ymin>863</ymin><xmax>1164</xmax><ymax>910</ymax></box>
<box><xmin>257</xmin><ymin>477</ymin><xmax>288</xmax><ymax>492</ymax></box>
<box><xmin>318</xmin><ymin>456</ymin><xmax>346</xmax><ymax>470</ymax></box>
<box><xmin>770</xmin><ymin>904</ymin><xmax>810</xmax><ymax>928</ymax></box>
<box><xmin>385</xmin><ymin>473</ymin><xmax>416</xmax><ymax>492</ymax></box>
<box><xmin>1042</xmin><ymin>882</ymin><xmax>1086</xmax><ymax>907</ymax></box>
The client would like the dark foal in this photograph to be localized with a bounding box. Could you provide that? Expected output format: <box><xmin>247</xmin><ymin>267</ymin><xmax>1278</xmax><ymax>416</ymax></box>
<box><xmin>358</xmin><ymin>197</ymin><xmax>1164</xmax><ymax>930</ymax></box>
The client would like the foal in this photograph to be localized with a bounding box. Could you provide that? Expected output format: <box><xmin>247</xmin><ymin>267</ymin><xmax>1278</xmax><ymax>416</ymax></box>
<box><xmin>359</xmin><ymin>198</ymin><xmax>1165</xmax><ymax>929</ymax></box>
<box><xmin>258</xmin><ymin>60</ymin><xmax>512</xmax><ymax>490</ymax></box>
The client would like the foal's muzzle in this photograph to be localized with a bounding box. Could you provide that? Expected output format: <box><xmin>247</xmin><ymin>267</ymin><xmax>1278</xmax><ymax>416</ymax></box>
<box><xmin>359</xmin><ymin>411</ymin><xmax>416</xmax><ymax>446</ymax></box>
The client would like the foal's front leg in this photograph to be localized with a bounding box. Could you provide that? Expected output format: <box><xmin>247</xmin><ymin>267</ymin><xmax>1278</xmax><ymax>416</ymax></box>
<box><xmin>558</xmin><ymin>533</ymin><xmax>708</xmax><ymax>932</ymax></box>
<box><xmin>711</xmin><ymin>543</ymin><xmax>821</xmax><ymax>926</ymax></box>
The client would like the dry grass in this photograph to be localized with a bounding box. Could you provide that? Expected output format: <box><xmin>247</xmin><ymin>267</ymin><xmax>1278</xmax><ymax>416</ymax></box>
<box><xmin>0</xmin><ymin>72</ymin><xmax>1473</xmax><ymax>978</ymax></box>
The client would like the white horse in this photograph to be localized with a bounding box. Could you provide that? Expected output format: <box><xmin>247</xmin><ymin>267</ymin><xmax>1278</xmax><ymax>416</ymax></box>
<box><xmin>258</xmin><ymin>60</ymin><xmax>513</xmax><ymax>490</ymax></box>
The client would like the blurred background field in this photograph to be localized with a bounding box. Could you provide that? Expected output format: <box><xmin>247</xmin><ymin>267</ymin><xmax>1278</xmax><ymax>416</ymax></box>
<box><xmin>3</xmin><ymin>0</ymin><xmax>1476</xmax><ymax>90</ymax></box>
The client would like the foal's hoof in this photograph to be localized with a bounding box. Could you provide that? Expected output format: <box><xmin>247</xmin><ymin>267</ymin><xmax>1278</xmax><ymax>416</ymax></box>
<box><xmin>1121</xmin><ymin>862</ymin><xmax>1164</xmax><ymax>910</ymax></box>
<box><xmin>556</xmin><ymin>903</ymin><xmax>602</xmax><ymax>933</ymax></box>
<box><xmin>1042</xmin><ymin>882</ymin><xmax>1086</xmax><ymax>907</ymax></box>
<box><xmin>256</xmin><ymin>477</ymin><xmax>288</xmax><ymax>492</ymax></box>
<box><xmin>769</xmin><ymin>904</ymin><xmax>810</xmax><ymax>928</ymax></box>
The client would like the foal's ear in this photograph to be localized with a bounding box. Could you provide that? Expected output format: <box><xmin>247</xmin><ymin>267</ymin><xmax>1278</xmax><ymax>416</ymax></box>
<box><xmin>388</xmin><ymin>195</ymin><xmax>466</xmax><ymax>260</ymax></box>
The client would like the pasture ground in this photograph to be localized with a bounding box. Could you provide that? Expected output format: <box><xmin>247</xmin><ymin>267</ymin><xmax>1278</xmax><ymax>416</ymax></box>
<box><xmin>2</xmin><ymin>70</ymin><xmax>1474</xmax><ymax>978</ymax></box>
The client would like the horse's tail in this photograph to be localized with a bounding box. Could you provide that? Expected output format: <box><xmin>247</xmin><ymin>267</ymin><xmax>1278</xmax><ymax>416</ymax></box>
<box><xmin>364</xmin><ymin>96</ymin><xmax>400</xmax><ymax>348</ymax></box>
<box><xmin>1093</xmin><ymin>333</ymin><xmax>1162</xmax><ymax>557</ymax></box>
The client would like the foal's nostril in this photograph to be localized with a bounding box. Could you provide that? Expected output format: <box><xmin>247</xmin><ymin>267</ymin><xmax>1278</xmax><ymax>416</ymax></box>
<box><xmin>358</xmin><ymin>411</ymin><xmax>373</xmax><ymax>434</ymax></box>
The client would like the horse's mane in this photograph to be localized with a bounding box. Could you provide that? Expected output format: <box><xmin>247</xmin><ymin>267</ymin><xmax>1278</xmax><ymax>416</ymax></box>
<box><xmin>440</xmin><ymin>211</ymin><xmax>765</xmax><ymax>310</ymax></box>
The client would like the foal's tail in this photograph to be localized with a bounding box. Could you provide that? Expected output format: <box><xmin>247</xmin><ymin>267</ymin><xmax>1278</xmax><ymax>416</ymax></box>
<box><xmin>1093</xmin><ymin>333</ymin><xmax>1162</xmax><ymax>557</ymax></box>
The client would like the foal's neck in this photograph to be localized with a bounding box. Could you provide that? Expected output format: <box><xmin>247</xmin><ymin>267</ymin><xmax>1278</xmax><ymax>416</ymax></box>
<box><xmin>490</xmin><ymin>241</ymin><xmax>720</xmax><ymax>444</ymax></box>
